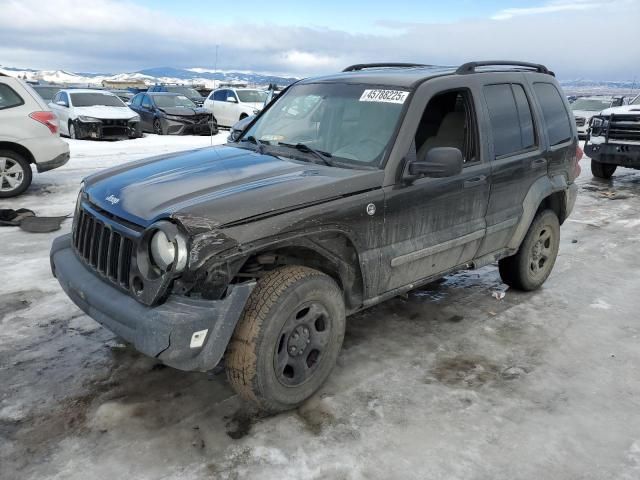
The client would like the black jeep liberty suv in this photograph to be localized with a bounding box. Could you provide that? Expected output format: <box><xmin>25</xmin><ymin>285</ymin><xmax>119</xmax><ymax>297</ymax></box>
<box><xmin>51</xmin><ymin>61</ymin><xmax>580</xmax><ymax>412</ymax></box>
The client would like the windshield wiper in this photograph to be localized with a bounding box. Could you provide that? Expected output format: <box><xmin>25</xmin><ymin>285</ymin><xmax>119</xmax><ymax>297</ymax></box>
<box><xmin>277</xmin><ymin>142</ymin><xmax>333</xmax><ymax>166</ymax></box>
<box><xmin>242</xmin><ymin>135</ymin><xmax>267</xmax><ymax>154</ymax></box>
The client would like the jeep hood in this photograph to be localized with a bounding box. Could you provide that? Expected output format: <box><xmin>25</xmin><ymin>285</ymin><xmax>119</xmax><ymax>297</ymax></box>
<box><xmin>83</xmin><ymin>145</ymin><xmax>382</xmax><ymax>228</ymax></box>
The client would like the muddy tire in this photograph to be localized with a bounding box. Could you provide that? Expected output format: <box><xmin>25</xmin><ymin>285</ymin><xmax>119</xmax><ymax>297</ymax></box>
<box><xmin>0</xmin><ymin>150</ymin><xmax>32</xmax><ymax>198</ymax></box>
<box><xmin>591</xmin><ymin>160</ymin><xmax>616</xmax><ymax>179</ymax></box>
<box><xmin>225</xmin><ymin>266</ymin><xmax>345</xmax><ymax>412</ymax></box>
<box><xmin>498</xmin><ymin>209</ymin><xmax>560</xmax><ymax>291</ymax></box>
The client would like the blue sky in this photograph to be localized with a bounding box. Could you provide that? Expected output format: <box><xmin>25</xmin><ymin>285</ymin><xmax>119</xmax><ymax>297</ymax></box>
<box><xmin>0</xmin><ymin>0</ymin><xmax>638</xmax><ymax>79</ymax></box>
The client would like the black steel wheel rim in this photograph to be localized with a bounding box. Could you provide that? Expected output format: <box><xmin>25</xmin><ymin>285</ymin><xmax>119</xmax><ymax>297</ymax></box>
<box><xmin>273</xmin><ymin>302</ymin><xmax>332</xmax><ymax>387</ymax></box>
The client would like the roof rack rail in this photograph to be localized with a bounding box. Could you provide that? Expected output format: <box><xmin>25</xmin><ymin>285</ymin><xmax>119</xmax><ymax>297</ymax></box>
<box><xmin>342</xmin><ymin>63</ymin><xmax>431</xmax><ymax>72</ymax></box>
<box><xmin>456</xmin><ymin>60</ymin><xmax>554</xmax><ymax>76</ymax></box>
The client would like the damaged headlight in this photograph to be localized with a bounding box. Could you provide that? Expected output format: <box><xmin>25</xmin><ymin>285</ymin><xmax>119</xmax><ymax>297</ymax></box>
<box><xmin>128</xmin><ymin>115</ymin><xmax>141</xmax><ymax>123</ymax></box>
<box><xmin>590</xmin><ymin>117</ymin><xmax>608</xmax><ymax>128</ymax></box>
<box><xmin>143</xmin><ymin>222</ymin><xmax>188</xmax><ymax>275</ymax></box>
<box><xmin>77</xmin><ymin>116</ymin><xmax>101</xmax><ymax>123</ymax></box>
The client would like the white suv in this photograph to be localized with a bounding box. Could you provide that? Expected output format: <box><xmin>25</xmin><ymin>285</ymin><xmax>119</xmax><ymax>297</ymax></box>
<box><xmin>203</xmin><ymin>88</ymin><xmax>267</xmax><ymax>127</ymax></box>
<box><xmin>0</xmin><ymin>74</ymin><xmax>69</xmax><ymax>197</ymax></box>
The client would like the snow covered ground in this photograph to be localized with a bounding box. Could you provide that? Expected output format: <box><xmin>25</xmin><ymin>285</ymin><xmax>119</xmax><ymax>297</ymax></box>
<box><xmin>1</xmin><ymin>137</ymin><xmax>640</xmax><ymax>480</ymax></box>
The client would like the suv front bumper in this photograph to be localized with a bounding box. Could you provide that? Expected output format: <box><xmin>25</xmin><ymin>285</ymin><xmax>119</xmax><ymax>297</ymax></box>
<box><xmin>50</xmin><ymin>234</ymin><xmax>254</xmax><ymax>372</ymax></box>
<box><xmin>585</xmin><ymin>142</ymin><xmax>640</xmax><ymax>168</ymax></box>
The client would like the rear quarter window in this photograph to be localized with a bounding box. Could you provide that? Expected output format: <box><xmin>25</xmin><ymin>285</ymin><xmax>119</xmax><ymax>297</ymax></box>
<box><xmin>533</xmin><ymin>82</ymin><xmax>572</xmax><ymax>146</ymax></box>
<box><xmin>0</xmin><ymin>84</ymin><xmax>25</xmax><ymax>110</ymax></box>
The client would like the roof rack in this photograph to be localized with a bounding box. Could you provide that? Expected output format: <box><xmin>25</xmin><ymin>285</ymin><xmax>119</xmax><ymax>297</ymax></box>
<box><xmin>342</xmin><ymin>63</ymin><xmax>431</xmax><ymax>72</ymax></box>
<box><xmin>456</xmin><ymin>60</ymin><xmax>554</xmax><ymax>76</ymax></box>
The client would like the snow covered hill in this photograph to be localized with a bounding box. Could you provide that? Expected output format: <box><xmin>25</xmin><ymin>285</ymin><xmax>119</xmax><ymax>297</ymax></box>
<box><xmin>0</xmin><ymin>65</ymin><xmax>298</xmax><ymax>88</ymax></box>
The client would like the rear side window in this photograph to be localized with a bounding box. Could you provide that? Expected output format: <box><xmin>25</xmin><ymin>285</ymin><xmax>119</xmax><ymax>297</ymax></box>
<box><xmin>0</xmin><ymin>84</ymin><xmax>24</xmax><ymax>110</ymax></box>
<box><xmin>484</xmin><ymin>83</ymin><xmax>535</xmax><ymax>157</ymax></box>
<box><xmin>533</xmin><ymin>82</ymin><xmax>572</xmax><ymax>146</ymax></box>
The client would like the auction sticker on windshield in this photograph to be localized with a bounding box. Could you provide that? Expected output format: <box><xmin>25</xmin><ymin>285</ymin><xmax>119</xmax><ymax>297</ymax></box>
<box><xmin>360</xmin><ymin>89</ymin><xmax>409</xmax><ymax>104</ymax></box>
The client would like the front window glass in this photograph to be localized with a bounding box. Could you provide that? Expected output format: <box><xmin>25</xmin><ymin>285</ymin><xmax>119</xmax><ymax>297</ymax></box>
<box><xmin>570</xmin><ymin>98</ymin><xmax>612</xmax><ymax>111</ymax></box>
<box><xmin>243</xmin><ymin>83</ymin><xmax>408</xmax><ymax>168</ymax></box>
<box><xmin>237</xmin><ymin>90</ymin><xmax>268</xmax><ymax>103</ymax></box>
<box><xmin>70</xmin><ymin>93</ymin><xmax>125</xmax><ymax>107</ymax></box>
<box><xmin>153</xmin><ymin>95</ymin><xmax>196</xmax><ymax>108</ymax></box>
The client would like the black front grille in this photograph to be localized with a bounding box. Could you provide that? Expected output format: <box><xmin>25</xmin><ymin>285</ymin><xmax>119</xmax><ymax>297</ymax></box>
<box><xmin>608</xmin><ymin>115</ymin><xmax>640</xmax><ymax>141</ymax></box>
<box><xmin>73</xmin><ymin>207</ymin><xmax>134</xmax><ymax>289</ymax></box>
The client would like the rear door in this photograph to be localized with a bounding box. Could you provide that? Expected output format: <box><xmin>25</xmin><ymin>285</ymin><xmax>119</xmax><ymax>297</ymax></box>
<box><xmin>529</xmin><ymin>81</ymin><xmax>576</xmax><ymax>182</ymax></box>
<box><xmin>475</xmin><ymin>80</ymin><xmax>546</xmax><ymax>257</ymax></box>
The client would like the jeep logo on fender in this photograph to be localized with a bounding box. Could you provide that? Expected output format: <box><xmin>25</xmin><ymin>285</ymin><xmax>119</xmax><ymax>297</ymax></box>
<box><xmin>105</xmin><ymin>194</ymin><xmax>120</xmax><ymax>205</ymax></box>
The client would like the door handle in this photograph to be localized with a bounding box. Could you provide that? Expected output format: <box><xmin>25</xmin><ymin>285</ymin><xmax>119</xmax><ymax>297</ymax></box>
<box><xmin>531</xmin><ymin>158</ymin><xmax>547</xmax><ymax>169</ymax></box>
<box><xmin>463</xmin><ymin>175</ymin><xmax>487</xmax><ymax>188</ymax></box>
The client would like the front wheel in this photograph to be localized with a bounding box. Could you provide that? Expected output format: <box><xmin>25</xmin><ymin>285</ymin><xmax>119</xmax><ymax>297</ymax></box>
<box><xmin>68</xmin><ymin>121</ymin><xmax>77</xmax><ymax>139</ymax></box>
<box><xmin>225</xmin><ymin>266</ymin><xmax>345</xmax><ymax>412</ymax></box>
<box><xmin>153</xmin><ymin>118</ymin><xmax>164</xmax><ymax>135</ymax></box>
<box><xmin>591</xmin><ymin>160</ymin><xmax>616</xmax><ymax>179</ymax></box>
<box><xmin>498</xmin><ymin>209</ymin><xmax>560</xmax><ymax>291</ymax></box>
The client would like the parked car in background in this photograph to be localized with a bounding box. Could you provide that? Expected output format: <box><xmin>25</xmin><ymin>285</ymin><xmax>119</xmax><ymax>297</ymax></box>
<box><xmin>0</xmin><ymin>74</ymin><xmax>69</xmax><ymax>197</ymax></box>
<box><xmin>31</xmin><ymin>85</ymin><xmax>63</xmax><ymax>103</ymax></box>
<box><xmin>51</xmin><ymin>60</ymin><xmax>580</xmax><ymax>412</ymax></box>
<box><xmin>109</xmin><ymin>89</ymin><xmax>135</xmax><ymax>104</ymax></box>
<box><xmin>571</xmin><ymin>96</ymin><xmax>625</xmax><ymax>138</ymax></box>
<box><xmin>129</xmin><ymin>92</ymin><xmax>217</xmax><ymax>135</ymax></box>
<box><xmin>584</xmin><ymin>93</ymin><xmax>640</xmax><ymax>178</ymax></box>
<box><xmin>227</xmin><ymin>85</ymin><xmax>283</xmax><ymax>141</ymax></box>
<box><xmin>49</xmin><ymin>89</ymin><xmax>142</xmax><ymax>140</ymax></box>
<box><xmin>147</xmin><ymin>84</ymin><xmax>204</xmax><ymax>106</ymax></box>
<box><xmin>204</xmin><ymin>88</ymin><xmax>268</xmax><ymax>127</ymax></box>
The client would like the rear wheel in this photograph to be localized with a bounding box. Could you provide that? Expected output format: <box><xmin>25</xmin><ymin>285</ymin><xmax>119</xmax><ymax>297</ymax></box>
<box><xmin>225</xmin><ymin>266</ymin><xmax>345</xmax><ymax>412</ymax></box>
<box><xmin>499</xmin><ymin>209</ymin><xmax>560</xmax><ymax>291</ymax></box>
<box><xmin>591</xmin><ymin>160</ymin><xmax>617</xmax><ymax>179</ymax></box>
<box><xmin>0</xmin><ymin>150</ymin><xmax>32</xmax><ymax>198</ymax></box>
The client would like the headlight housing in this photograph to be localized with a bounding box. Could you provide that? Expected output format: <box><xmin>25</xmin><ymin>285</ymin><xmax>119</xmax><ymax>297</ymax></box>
<box><xmin>140</xmin><ymin>221</ymin><xmax>188</xmax><ymax>278</ymax></box>
<box><xmin>129</xmin><ymin>115</ymin><xmax>141</xmax><ymax>123</ymax></box>
<box><xmin>150</xmin><ymin>230</ymin><xmax>176</xmax><ymax>270</ymax></box>
<box><xmin>77</xmin><ymin>116</ymin><xmax>101</xmax><ymax>123</ymax></box>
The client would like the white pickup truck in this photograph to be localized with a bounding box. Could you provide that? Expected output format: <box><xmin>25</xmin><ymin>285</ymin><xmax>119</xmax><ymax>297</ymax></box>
<box><xmin>584</xmin><ymin>94</ymin><xmax>640</xmax><ymax>179</ymax></box>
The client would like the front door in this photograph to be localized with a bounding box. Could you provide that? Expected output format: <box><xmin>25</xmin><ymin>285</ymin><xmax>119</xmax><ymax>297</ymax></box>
<box><xmin>379</xmin><ymin>88</ymin><xmax>490</xmax><ymax>293</ymax></box>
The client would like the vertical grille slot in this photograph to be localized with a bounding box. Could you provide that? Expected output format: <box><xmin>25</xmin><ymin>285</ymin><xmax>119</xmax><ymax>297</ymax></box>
<box><xmin>71</xmin><ymin>206</ymin><xmax>135</xmax><ymax>292</ymax></box>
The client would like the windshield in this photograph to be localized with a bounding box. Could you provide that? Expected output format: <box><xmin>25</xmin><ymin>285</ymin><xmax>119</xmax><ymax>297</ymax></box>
<box><xmin>167</xmin><ymin>86</ymin><xmax>202</xmax><ymax>98</ymax></box>
<box><xmin>70</xmin><ymin>93</ymin><xmax>125</xmax><ymax>107</ymax></box>
<box><xmin>242</xmin><ymin>83</ymin><xmax>408</xmax><ymax>168</ymax></box>
<box><xmin>571</xmin><ymin>98</ymin><xmax>611</xmax><ymax>111</ymax></box>
<box><xmin>153</xmin><ymin>94</ymin><xmax>196</xmax><ymax>108</ymax></box>
<box><xmin>237</xmin><ymin>90</ymin><xmax>268</xmax><ymax>103</ymax></box>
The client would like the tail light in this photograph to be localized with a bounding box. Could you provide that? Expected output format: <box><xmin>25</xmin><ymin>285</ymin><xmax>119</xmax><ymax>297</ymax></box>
<box><xmin>574</xmin><ymin>144</ymin><xmax>584</xmax><ymax>176</ymax></box>
<box><xmin>29</xmin><ymin>111</ymin><xmax>59</xmax><ymax>135</ymax></box>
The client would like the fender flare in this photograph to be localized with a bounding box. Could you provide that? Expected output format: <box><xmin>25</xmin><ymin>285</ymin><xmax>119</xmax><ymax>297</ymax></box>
<box><xmin>507</xmin><ymin>175</ymin><xmax>568</xmax><ymax>250</ymax></box>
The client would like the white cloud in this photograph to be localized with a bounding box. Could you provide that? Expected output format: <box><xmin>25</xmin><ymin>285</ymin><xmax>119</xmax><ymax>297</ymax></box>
<box><xmin>0</xmin><ymin>0</ymin><xmax>638</xmax><ymax>80</ymax></box>
<box><xmin>491</xmin><ymin>0</ymin><xmax>603</xmax><ymax>20</ymax></box>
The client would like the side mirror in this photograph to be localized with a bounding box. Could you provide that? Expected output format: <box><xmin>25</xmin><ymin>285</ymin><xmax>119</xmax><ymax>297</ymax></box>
<box><xmin>227</xmin><ymin>96</ymin><xmax>238</xmax><ymax>103</ymax></box>
<box><xmin>408</xmin><ymin>147</ymin><xmax>463</xmax><ymax>178</ymax></box>
<box><xmin>56</xmin><ymin>100</ymin><xmax>67</xmax><ymax>107</ymax></box>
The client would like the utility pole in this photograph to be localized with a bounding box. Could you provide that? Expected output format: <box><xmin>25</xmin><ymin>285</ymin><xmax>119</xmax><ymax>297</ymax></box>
<box><xmin>214</xmin><ymin>44</ymin><xmax>219</xmax><ymax>89</ymax></box>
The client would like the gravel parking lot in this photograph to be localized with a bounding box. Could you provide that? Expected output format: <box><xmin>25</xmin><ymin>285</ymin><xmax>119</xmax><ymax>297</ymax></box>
<box><xmin>1</xmin><ymin>136</ymin><xmax>639</xmax><ymax>480</ymax></box>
